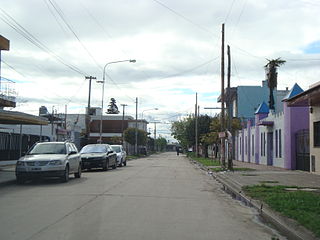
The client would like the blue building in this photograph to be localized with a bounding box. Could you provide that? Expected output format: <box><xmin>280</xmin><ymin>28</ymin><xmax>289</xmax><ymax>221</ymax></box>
<box><xmin>228</xmin><ymin>80</ymin><xmax>289</xmax><ymax>123</ymax></box>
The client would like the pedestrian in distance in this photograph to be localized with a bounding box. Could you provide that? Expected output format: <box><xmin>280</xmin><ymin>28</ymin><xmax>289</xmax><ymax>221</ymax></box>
<box><xmin>176</xmin><ymin>146</ymin><xmax>180</xmax><ymax>156</ymax></box>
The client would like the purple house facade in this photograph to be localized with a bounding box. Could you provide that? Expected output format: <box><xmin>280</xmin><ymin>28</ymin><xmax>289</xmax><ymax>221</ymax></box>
<box><xmin>235</xmin><ymin>83</ymin><xmax>310</xmax><ymax>170</ymax></box>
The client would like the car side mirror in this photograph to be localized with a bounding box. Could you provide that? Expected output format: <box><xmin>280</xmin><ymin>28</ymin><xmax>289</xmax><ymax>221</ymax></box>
<box><xmin>108</xmin><ymin>150</ymin><xmax>114</xmax><ymax>154</ymax></box>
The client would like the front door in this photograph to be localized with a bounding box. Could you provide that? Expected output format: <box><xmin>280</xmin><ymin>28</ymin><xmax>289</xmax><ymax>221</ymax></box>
<box><xmin>267</xmin><ymin>132</ymin><xmax>273</xmax><ymax>166</ymax></box>
<box><xmin>296</xmin><ymin>129</ymin><xmax>310</xmax><ymax>171</ymax></box>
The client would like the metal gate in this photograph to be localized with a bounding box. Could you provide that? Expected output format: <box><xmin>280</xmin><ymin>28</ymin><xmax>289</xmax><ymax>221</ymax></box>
<box><xmin>296</xmin><ymin>129</ymin><xmax>310</xmax><ymax>171</ymax></box>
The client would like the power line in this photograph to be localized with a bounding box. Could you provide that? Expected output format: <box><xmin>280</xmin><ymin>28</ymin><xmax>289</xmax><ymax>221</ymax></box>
<box><xmin>287</xmin><ymin>58</ymin><xmax>320</xmax><ymax>61</ymax></box>
<box><xmin>224</xmin><ymin>0</ymin><xmax>236</xmax><ymax>23</ymax></box>
<box><xmin>230</xmin><ymin>0</ymin><xmax>248</xmax><ymax>37</ymax></box>
<box><xmin>158</xmin><ymin>57</ymin><xmax>219</xmax><ymax>80</ymax></box>
<box><xmin>0</xmin><ymin>8</ymin><xmax>86</xmax><ymax>76</ymax></box>
<box><xmin>46</xmin><ymin>0</ymin><xmax>103</xmax><ymax>72</ymax></box>
<box><xmin>151</xmin><ymin>0</ymin><xmax>218</xmax><ymax>39</ymax></box>
<box><xmin>0</xmin><ymin>59</ymin><xmax>26</xmax><ymax>77</ymax></box>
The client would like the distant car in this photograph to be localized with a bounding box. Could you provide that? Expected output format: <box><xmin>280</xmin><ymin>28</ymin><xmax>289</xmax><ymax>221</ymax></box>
<box><xmin>111</xmin><ymin>145</ymin><xmax>127</xmax><ymax>167</ymax></box>
<box><xmin>15</xmin><ymin>141</ymin><xmax>82</xmax><ymax>183</ymax></box>
<box><xmin>80</xmin><ymin>144</ymin><xmax>117</xmax><ymax>171</ymax></box>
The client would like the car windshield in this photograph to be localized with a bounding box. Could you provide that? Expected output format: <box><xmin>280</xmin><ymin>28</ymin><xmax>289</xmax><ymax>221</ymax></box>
<box><xmin>80</xmin><ymin>145</ymin><xmax>107</xmax><ymax>154</ymax></box>
<box><xmin>111</xmin><ymin>146</ymin><xmax>121</xmax><ymax>153</ymax></box>
<box><xmin>28</xmin><ymin>143</ymin><xmax>66</xmax><ymax>155</ymax></box>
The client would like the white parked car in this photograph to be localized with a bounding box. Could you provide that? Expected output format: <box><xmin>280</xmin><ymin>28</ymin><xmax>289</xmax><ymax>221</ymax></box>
<box><xmin>111</xmin><ymin>145</ymin><xmax>127</xmax><ymax>167</ymax></box>
<box><xmin>15</xmin><ymin>141</ymin><xmax>82</xmax><ymax>183</ymax></box>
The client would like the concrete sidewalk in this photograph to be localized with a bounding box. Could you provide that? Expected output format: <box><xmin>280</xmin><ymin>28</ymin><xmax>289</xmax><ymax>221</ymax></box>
<box><xmin>210</xmin><ymin>160</ymin><xmax>320</xmax><ymax>240</ymax></box>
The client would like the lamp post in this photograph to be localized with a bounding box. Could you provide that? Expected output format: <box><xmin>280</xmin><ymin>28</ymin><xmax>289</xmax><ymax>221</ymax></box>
<box><xmin>141</xmin><ymin>108</ymin><xmax>158</xmax><ymax>119</ymax></box>
<box><xmin>97</xmin><ymin>59</ymin><xmax>136</xmax><ymax>143</ymax></box>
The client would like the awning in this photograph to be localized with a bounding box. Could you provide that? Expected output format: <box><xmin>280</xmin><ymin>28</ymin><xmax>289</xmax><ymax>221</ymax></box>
<box><xmin>0</xmin><ymin>110</ymin><xmax>49</xmax><ymax>125</ymax></box>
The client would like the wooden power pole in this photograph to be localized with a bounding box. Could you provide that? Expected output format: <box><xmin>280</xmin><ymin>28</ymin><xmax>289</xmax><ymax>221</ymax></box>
<box><xmin>195</xmin><ymin>93</ymin><xmax>198</xmax><ymax>157</ymax></box>
<box><xmin>227</xmin><ymin>45</ymin><xmax>233</xmax><ymax>170</ymax></box>
<box><xmin>220</xmin><ymin>23</ymin><xmax>226</xmax><ymax>168</ymax></box>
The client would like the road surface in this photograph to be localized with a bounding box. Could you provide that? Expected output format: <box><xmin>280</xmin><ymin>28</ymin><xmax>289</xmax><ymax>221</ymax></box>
<box><xmin>0</xmin><ymin>152</ymin><xmax>283</xmax><ymax>240</ymax></box>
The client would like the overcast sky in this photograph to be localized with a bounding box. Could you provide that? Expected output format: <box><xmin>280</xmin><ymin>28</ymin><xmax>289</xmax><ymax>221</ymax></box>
<box><xmin>1</xmin><ymin>0</ymin><xmax>320</xmax><ymax>141</ymax></box>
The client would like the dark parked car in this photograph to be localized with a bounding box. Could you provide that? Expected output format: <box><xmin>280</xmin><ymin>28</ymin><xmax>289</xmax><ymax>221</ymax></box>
<box><xmin>15</xmin><ymin>141</ymin><xmax>82</xmax><ymax>183</ymax></box>
<box><xmin>80</xmin><ymin>144</ymin><xmax>117</xmax><ymax>171</ymax></box>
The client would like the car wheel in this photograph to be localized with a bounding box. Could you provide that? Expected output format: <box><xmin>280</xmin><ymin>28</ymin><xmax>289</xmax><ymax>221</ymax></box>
<box><xmin>123</xmin><ymin>160</ymin><xmax>126</xmax><ymax>166</ymax></box>
<box><xmin>16</xmin><ymin>176</ymin><xmax>25</xmax><ymax>184</ymax></box>
<box><xmin>74</xmin><ymin>164</ymin><xmax>82</xmax><ymax>178</ymax></box>
<box><xmin>61</xmin><ymin>165</ymin><xmax>69</xmax><ymax>183</ymax></box>
<box><xmin>102</xmin><ymin>159</ymin><xmax>108</xmax><ymax>171</ymax></box>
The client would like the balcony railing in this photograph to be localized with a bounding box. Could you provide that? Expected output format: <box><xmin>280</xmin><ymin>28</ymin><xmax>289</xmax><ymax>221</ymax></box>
<box><xmin>0</xmin><ymin>78</ymin><xmax>17</xmax><ymax>107</ymax></box>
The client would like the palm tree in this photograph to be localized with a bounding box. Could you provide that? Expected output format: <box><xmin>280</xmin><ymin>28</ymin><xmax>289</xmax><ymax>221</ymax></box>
<box><xmin>264</xmin><ymin>58</ymin><xmax>286</xmax><ymax>110</ymax></box>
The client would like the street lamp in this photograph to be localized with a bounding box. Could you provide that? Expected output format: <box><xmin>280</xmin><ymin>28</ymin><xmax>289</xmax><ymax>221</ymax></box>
<box><xmin>97</xmin><ymin>59</ymin><xmax>136</xmax><ymax>143</ymax></box>
<box><xmin>141</xmin><ymin>108</ymin><xmax>158</xmax><ymax>119</ymax></box>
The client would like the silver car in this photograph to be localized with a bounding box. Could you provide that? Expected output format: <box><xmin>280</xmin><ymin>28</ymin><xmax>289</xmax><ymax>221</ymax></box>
<box><xmin>111</xmin><ymin>145</ymin><xmax>127</xmax><ymax>167</ymax></box>
<box><xmin>15</xmin><ymin>141</ymin><xmax>82</xmax><ymax>183</ymax></box>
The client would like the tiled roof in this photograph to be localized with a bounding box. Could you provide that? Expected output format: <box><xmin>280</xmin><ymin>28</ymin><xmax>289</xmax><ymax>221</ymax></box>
<box><xmin>255</xmin><ymin>101</ymin><xmax>269</xmax><ymax>114</ymax></box>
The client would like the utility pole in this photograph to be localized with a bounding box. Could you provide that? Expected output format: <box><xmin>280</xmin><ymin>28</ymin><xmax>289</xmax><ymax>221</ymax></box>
<box><xmin>64</xmin><ymin>105</ymin><xmax>67</xmax><ymax>130</ymax></box>
<box><xmin>150</xmin><ymin>121</ymin><xmax>160</xmax><ymax>152</ymax></box>
<box><xmin>227</xmin><ymin>45</ymin><xmax>231</xmax><ymax>131</ymax></box>
<box><xmin>154</xmin><ymin>122</ymin><xmax>157</xmax><ymax>152</ymax></box>
<box><xmin>220</xmin><ymin>23</ymin><xmax>226</xmax><ymax>168</ymax></box>
<box><xmin>227</xmin><ymin>45</ymin><xmax>233</xmax><ymax>170</ymax></box>
<box><xmin>85</xmin><ymin>76</ymin><xmax>96</xmax><ymax>143</ymax></box>
<box><xmin>135</xmin><ymin>97</ymin><xmax>138</xmax><ymax>155</ymax></box>
<box><xmin>121</xmin><ymin>104</ymin><xmax>128</xmax><ymax>144</ymax></box>
<box><xmin>195</xmin><ymin>93</ymin><xmax>198</xmax><ymax>157</ymax></box>
<box><xmin>51</xmin><ymin>106</ymin><xmax>54</xmax><ymax>141</ymax></box>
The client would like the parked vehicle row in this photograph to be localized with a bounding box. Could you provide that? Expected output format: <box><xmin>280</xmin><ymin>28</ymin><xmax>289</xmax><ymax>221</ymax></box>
<box><xmin>15</xmin><ymin>141</ymin><xmax>127</xmax><ymax>184</ymax></box>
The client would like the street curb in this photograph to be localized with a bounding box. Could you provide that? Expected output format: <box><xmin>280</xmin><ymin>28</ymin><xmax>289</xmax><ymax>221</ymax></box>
<box><xmin>214</xmin><ymin>174</ymin><xmax>317</xmax><ymax>240</ymax></box>
<box><xmin>188</xmin><ymin>157</ymin><xmax>318</xmax><ymax>240</ymax></box>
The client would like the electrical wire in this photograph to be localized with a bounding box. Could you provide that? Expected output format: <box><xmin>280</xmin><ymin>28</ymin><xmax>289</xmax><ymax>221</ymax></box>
<box><xmin>0</xmin><ymin>8</ymin><xmax>86</xmax><ymax>76</ymax></box>
<box><xmin>0</xmin><ymin>60</ymin><xmax>26</xmax><ymax>78</ymax></box>
<box><xmin>158</xmin><ymin>57</ymin><xmax>219</xmax><ymax>80</ymax></box>
<box><xmin>224</xmin><ymin>0</ymin><xmax>236</xmax><ymax>23</ymax></box>
<box><xmin>46</xmin><ymin>0</ymin><xmax>103</xmax><ymax>72</ymax></box>
<box><xmin>151</xmin><ymin>0</ymin><xmax>218</xmax><ymax>39</ymax></box>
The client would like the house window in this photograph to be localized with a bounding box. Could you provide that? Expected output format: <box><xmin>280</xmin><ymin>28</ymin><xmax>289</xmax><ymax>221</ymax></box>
<box><xmin>275</xmin><ymin>130</ymin><xmax>278</xmax><ymax>158</ymax></box>
<box><xmin>279</xmin><ymin>129</ymin><xmax>282</xmax><ymax>157</ymax></box>
<box><xmin>261</xmin><ymin>133</ymin><xmax>263</xmax><ymax>156</ymax></box>
<box><xmin>245</xmin><ymin>136</ymin><xmax>247</xmax><ymax>155</ymax></box>
<box><xmin>252</xmin><ymin>134</ymin><xmax>254</xmax><ymax>156</ymax></box>
<box><xmin>263</xmin><ymin>132</ymin><xmax>266</xmax><ymax>156</ymax></box>
<box><xmin>314</xmin><ymin>121</ymin><xmax>320</xmax><ymax>147</ymax></box>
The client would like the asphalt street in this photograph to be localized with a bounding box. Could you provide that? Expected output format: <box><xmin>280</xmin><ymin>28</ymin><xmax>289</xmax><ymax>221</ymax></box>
<box><xmin>0</xmin><ymin>152</ymin><xmax>284</xmax><ymax>240</ymax></box>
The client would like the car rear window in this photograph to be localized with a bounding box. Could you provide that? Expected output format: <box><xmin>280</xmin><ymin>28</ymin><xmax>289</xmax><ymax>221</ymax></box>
<box><xmin>28</xmin><ymin>143</ymin><xmax>66</xmax><ymax>155</ymax></box>
<box><xmin>111</xmin><ymin>146</ymin><xmax>121</xmax><ymax>153</ymax></box>
<box><xmin>80</xmin><ymin>145</ymin><xmax>107</xmax><ymax>154</ymax></box>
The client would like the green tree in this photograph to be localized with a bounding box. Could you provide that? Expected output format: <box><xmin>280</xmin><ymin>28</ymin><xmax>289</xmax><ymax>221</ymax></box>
<box><xmin>171</xmin><ymin>114</ymin><xmax>212</xmax><ymax>151</ymax></box>
<box><xmin>264</xmin><ymin>58</ymin><xmax>286</xmax><ymax>110</ymax></box>
<box><xmin>172</xmin><ymin>114</ymin><xmax>242</xmax><ymax>158</ymax></box>
<box><xmin>124</xmin><ymin>128</ymin><xmax>147</xmax><ymax>146</ymax></box>
<box><xmin>171</xmin><ymin>116</ymin><xmax>193</xmax><ymax>149</ymax></box>
<box><xmin>155</xmin><ymin>136</ymin><xmax>167</xmax><ymax>152</ymax></box>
